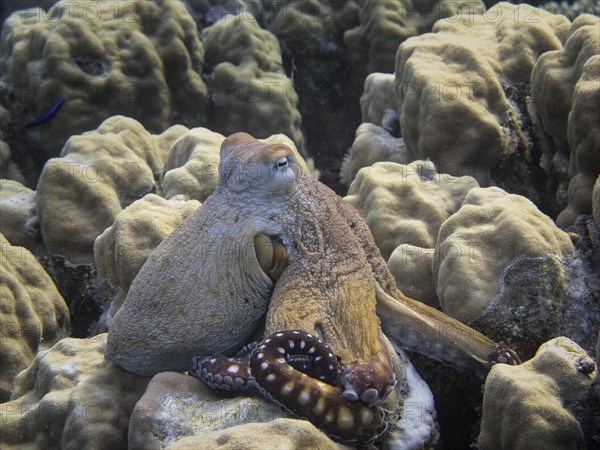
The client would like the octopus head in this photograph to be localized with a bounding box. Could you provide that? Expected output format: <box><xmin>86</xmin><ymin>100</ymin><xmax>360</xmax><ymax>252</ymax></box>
<box><xmin>218</xmin><ymin>132</ymin><xmax>299</xmax><ymax>196</ymax></box>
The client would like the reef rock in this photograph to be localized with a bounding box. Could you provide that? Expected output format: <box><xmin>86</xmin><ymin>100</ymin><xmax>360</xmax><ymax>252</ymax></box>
<box><xmin>0</xmin><ymin>0</ymin><xmax>207</xmax><ymax>168</ymax></box>
<box><xmin>0</xmin><ymin>334</ymin><xmax>149</xmax><ymax>448</ymax></box>
<box><xmin>345</xmin><ymin>160</ymin><xmax>478</xmax><ymax>260</ymax></box>
<box><xmin>532</xmin><ymin>15</ymin><xmax>600</xmax><ymax>227</ymax></box>
<box><xmin>94</xmin><ymin>194</ymin><xmax>201</xmax><ymax>324</ymax></box>
<box><xmin>0</xmin><ymin>233</ymin><xmax>69</xmax><ymax>402</ymax></box>
<box><xmin>479</xmin><ymin>337</ymin><xmax>596</xmax><ymax>449</ymax></box>
<box><xmin>36</xmin><ymin>116</ymin><xmax>186</xmax><ymax>264</ymax></box>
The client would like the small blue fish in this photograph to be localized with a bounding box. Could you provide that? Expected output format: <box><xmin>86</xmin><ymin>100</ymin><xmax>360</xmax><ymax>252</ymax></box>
<box><xmin>25</xmin><ymin>98</ymin><xmax>65</xmax><ymax>128</ymax></box>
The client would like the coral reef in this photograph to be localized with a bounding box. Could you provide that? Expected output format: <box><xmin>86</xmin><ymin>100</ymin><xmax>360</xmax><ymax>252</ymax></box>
<box><xmin>201</xmin><ymin>13</ymin><xmax>304</xmax><ymax>149</ymax></box>
<box><xmin>479</xmin><ymin>337</ymin><xmax>596</xmax><ymax>449</ymax></box>
<box><xmin>94</xmin><ymin>194</ymin><xmax>201</xmax><ymax>324</ymax></box>
<box><xmin>36</xmin><ymin>116</ymin><xmax>185</xmax><ymax>263</ymax></box>
<box><xmin>0</xmin><ymin>233</ymin><xmax>69</xmax><ymax>402</ymax></box>
<box><xmin>345</xmin><ymin>0</ymin><xmax>485</xmax><ymax>76</ymax></box>
<box><xmin>0</xmin><ymin>0</ymin><xmax>208</xmax><ymax>175</ymax></box>
<box><xmin>531</xmin><ymin>15</ymin><xmax>600</xmax><ymax>227</ymax></box>
<box><xmin>394</xmin><ymin>2</ymin><xmax>571</xmax><ymax>213</ymax></box>
<box><xmin>434</xmin><ymin>186</ymin><xmax>573</xmax><ymax>323</ymax></box>
<box><xmin>345</xmin><ymin>160</ymin><xmax>478</xmax><ymax>260</ymax></box>
<box><xmin>0</xmin><ymin>334</ymin><xmax>149</xmax><ymax>448</ymax></box>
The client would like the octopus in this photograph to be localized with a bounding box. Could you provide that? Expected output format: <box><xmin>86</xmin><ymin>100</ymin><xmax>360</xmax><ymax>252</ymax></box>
<box><xmin>106</xmin><ymin>132</ymin><xmax>518</xmax><ymax>445</ymax></box>
<box><xmin>179</xmin><ymin>133</ymin><xmax>519</xmax><ymax>445</ymax></box>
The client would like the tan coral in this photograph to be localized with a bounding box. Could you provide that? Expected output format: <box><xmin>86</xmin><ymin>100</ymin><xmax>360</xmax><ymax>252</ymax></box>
<box><xmin>0</xmin><ymin>334</ymin><xmax>149</xmax><ymax>449</ymax></box>
<box><xmin>388</xmin><ymin>244</ymin><xmax>438</xmax><ymax>308</ymax></box>
<box><xmin>345</xmin><ymin>160</ymin><xmax>478</xmax><ymax>260</ymax></box>
<box><xmin>94</xmin><ymin>194</ymin><xmax>201</xmax><ymax>323</ymax></box>
<box><xmin>162</xmin><ymin>128</ymin><xmax>225</xmax><ymax>202</ymax></box>
<box><xmin>344</xmin><ymin>0</ymin><xmax>485</xmax><ymax>76</ymax></box>
<box><xmin>0</xmin><ymin>233</ymin><xmax>69</xmax><ymax>402</ymax></box>
<box><xmin>202</xmin><ymin>14</ymin><xmax>303</xmax><ymax>149</ymax></box>
<box><xmin>36</xmin><ymin>116</ymin><xmax>187</xmax><ymax>263</ymax></box>
<box><xmin>530</xmin><ymin>15</ymin><xmax>600</xmax><ymax>226</ymax></box>
<box><xmin>0</xmin><ymin>179</ymin><xmax>44</xmax><ymax>255</ymax></box>
<box><xmin>0</xmin><ymin>0</ymin><xmax>208</xmax><ymax>158</ymax></box>
<box><xmin>433</xmin><ymin>187</ymin><xmax>574</xmax><ymax>324</ymax></box>
<box><xmin>341</xmin><ymin>124</ymin><xmax>414</xmax><ymax>187</ymax></box>
<box><xmin>395</xmin><ymin>2</ymin><xmax>570</xmax><ymax>185</ymax></box>
<box><xmin>478</xmin><ymin>337</ymin><xmax>595</xmax><ymax>450</ymax></box>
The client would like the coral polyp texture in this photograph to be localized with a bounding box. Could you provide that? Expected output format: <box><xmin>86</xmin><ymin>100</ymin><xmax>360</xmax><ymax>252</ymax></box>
<box><xmin>201</xmin><ymin>13</ymin><xmax>304</xmax><ymax>149</ymax></box>
<box><xmin>345</xmin><ymin>160</ymin><xmax>479</xmax><ymax>260</ymax></box>
<box><xmin>0</xmin><ymin>179</ymin><xmax>43</xmax><ymax>254</ymax></box>
<box><xmin>344</xmin><ymin>0</ymin><xmax>485</xmax><ymax>76</ymax></box>
<box><xmin>394</xmin><ymin>3</ymin><xmax>571</xmax><ymax>197</ymax></box>
<box><xmin>0</xmin><ymin>233</ymin><xmax>69</xmax><ymax>402</ymax></box>
<box><xmin>0</xmin><ymin>334</ymin><xmax>149</xmax><ymax>449</ymax></box>
<box><xmin>0</xmin><ymin>0</ymin><xmax>208</xmax><ymax>166</ymax></box>
<box><xmin>478</xmin><ymin>337</ymin><xmax>596</xmax><ymax>450</ymax></box>
<box><xmin>433</xmin><ymin>187</ymin><xmax>574</xmax><ymax>324</ymax></box>
<box><xmin>531</xmin><ymin>14</ymin><xmax>600</xmax><ymax>226</ymax></box>
<box><xmin>36</xmin><ymin>116</ymin><xmax>185</xmax><ymax>263</ymax></box>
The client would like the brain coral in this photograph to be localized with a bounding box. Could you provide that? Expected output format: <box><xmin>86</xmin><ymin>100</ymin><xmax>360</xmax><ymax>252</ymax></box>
<box><xmin>201</xmin><ymin>13</ymin><xmax>304</xmax><ymax>149</ymax></box>
<box><xmin>0</xmin><ymin>0</ymin><xmax>208</xmax><ymax>166</ymax></box>
<box><xmin>433</xmin><ymin>187</ymin><xmax>574</xmax><ymax>324</ymax></box>
<box><xmin>0</xmin><ymin>179</ymin><xmax>43</xmax><ymax>254</ymax></box>
<box><xmin>345</xmin><ymin>0</ymin><xmax>485</xmax><ymax>76</ymax></box>
<box><xmin>94</xmin><ymin>194</ymin><xmax>201</xmax><ymax>324</ymax></box>
<box><xmin>345</xmin><ymin>160</ymin><xmax>478</xmax><ymax>260</ymax></box>
<box><xmin>531</xmin><ymin>15</ymin><xmax>600</xmax><ymax>227</ymax></box>
<box><xmin>0</xmin><ymin>334</ymin><xmax>149</xmax><ymax>449</ymax></box>
<box><xmin>36</xmin><ymin>116</ymin><xmax>187</xmax><ymax>263</ymax></box>
<box><xmin>0</xmin><ymin>233</ymin><xmax>69</xmax><ymax>402</ymax></box>
<box><xmin>478</xmin><ymin>337</ymin><xmax>596</xmax><ymax>449</ymax></box>
<box><xmin>395</xmin><ymin>3</ymin><xmax>570</xmax><ymax>191</ymax></box>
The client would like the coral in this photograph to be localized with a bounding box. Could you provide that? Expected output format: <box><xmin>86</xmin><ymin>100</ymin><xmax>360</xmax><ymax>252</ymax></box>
<box><xmin>128</xmin><ymin>371</ymin><xmax>290</xmax><ymax>449</ymax></box>
<box><xmin>340</xmin><ymin>123</ymin><xmax>413</xmax><ymax>187</ymax></box>
<box><xmin>433</xmin><ymin>187</ymin><xmax>574</xmax><ymax>324</ymax></box>
<box><xmin>360</xmin><ymin>72</ymin><xmax>397</xmax><ymax>127</ymax></box>
<box><xmin>541</xmin><ymin>0</ymin><xmax>600</xmax><ymax>20</ymax></box>
<box><xmin>0</xmin><ymin>233</ymin><xmax>69</xmax><ymax>402</ymax></box>
<box><xmin>387</xmin><ymin>244</ymin><xmax>438</xmax><ymax>308</ymax></box>
<box><xmin>394</xmin><ymin>3</ymin><xmax>570</xmax><ymax>195</ymax></box>
<box><xmin>0</xmin><ymin>0</ymin><xmax>208</xmax><ymax>171</ymax></box>
<box><xmin>36</xmin><ymin>116</ymin><xmax>186</xmax><ymax>263</ymax></box>
<box><xmin>345</xmin><ymin>0</ymin><xmax>485</xmax><ymax>76</ymax></box>
<box><xmin>0</xmin><ymin>334</ymin><xmax>149</xmax><ymax>448</ymax></box>
<box><xmin>478</xmin><ymin>337</ymin><xmax>596</xmax><ymax>449</ymax></box>
<box><xmin>201</xmin><ymin>13</ymin><xmax>303</xmax><ymax>149</ymax></box>
<box><xmin>94</xmin><ymin>193</ymin><xmax>201</xmax><ymax>324</ymax></box>
<box><xmin>531</xmin><ymin>15</ymin><xmax>600</xmax><ymax>226</ymax></box>
<box><xmin>345</xmin><ymin>160</ymin><xmax>478</xmax><ymax>260</ymax></box>
<box><xmin>0</xmin><ymin>179</ymin><xmax>43</xmax><ymax>254</ymax></box>
<box><xmin>162</xmin><ymin>127</ymin><xmax>225</xmax><ymax>202</ymax></box>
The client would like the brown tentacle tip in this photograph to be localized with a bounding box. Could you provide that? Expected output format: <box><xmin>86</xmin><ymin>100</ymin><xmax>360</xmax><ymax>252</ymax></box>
<box><xmin>488</xmin><ymin>341</ymin><xmax>522</xmax><ymax>366</ymax></box>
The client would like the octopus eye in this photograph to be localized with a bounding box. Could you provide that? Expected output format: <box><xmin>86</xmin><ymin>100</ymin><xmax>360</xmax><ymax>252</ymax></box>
<box><xmin>275</xmin><ymin>157</ymin><xmax>288</xmax><ymax>169</ymax></box>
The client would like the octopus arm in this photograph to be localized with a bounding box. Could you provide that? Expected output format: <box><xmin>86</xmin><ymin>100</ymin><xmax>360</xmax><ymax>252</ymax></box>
<box><xmin>375</xmin><ymin>285</ymin><xmax>517</xmax><ymax>376</ymax></box>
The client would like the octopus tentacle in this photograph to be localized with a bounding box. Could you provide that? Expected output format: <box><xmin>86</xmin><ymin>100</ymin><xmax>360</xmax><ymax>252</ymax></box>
<box><xmin>339</xmin><ymin>335</ymin><xmax>397</xmax><ymax>407</ymax></box>
<box><xmin>190</xmin><ymin>330</ymin><xmax>389</xmax><ymax>444</ymax></box>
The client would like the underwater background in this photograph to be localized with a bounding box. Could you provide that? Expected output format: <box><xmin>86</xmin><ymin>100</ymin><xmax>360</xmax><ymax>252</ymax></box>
<box><xmin>0</xmin><ymin>0</ymin><xmax>599</xmax><ymax>448</ymax></box>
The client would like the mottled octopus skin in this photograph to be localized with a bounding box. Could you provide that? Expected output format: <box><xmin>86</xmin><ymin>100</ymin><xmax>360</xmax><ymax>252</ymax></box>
<box><xmin>190</xmin><ymin>330</ymin><xmax>388</xmax><ymax>444</ymax></box>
